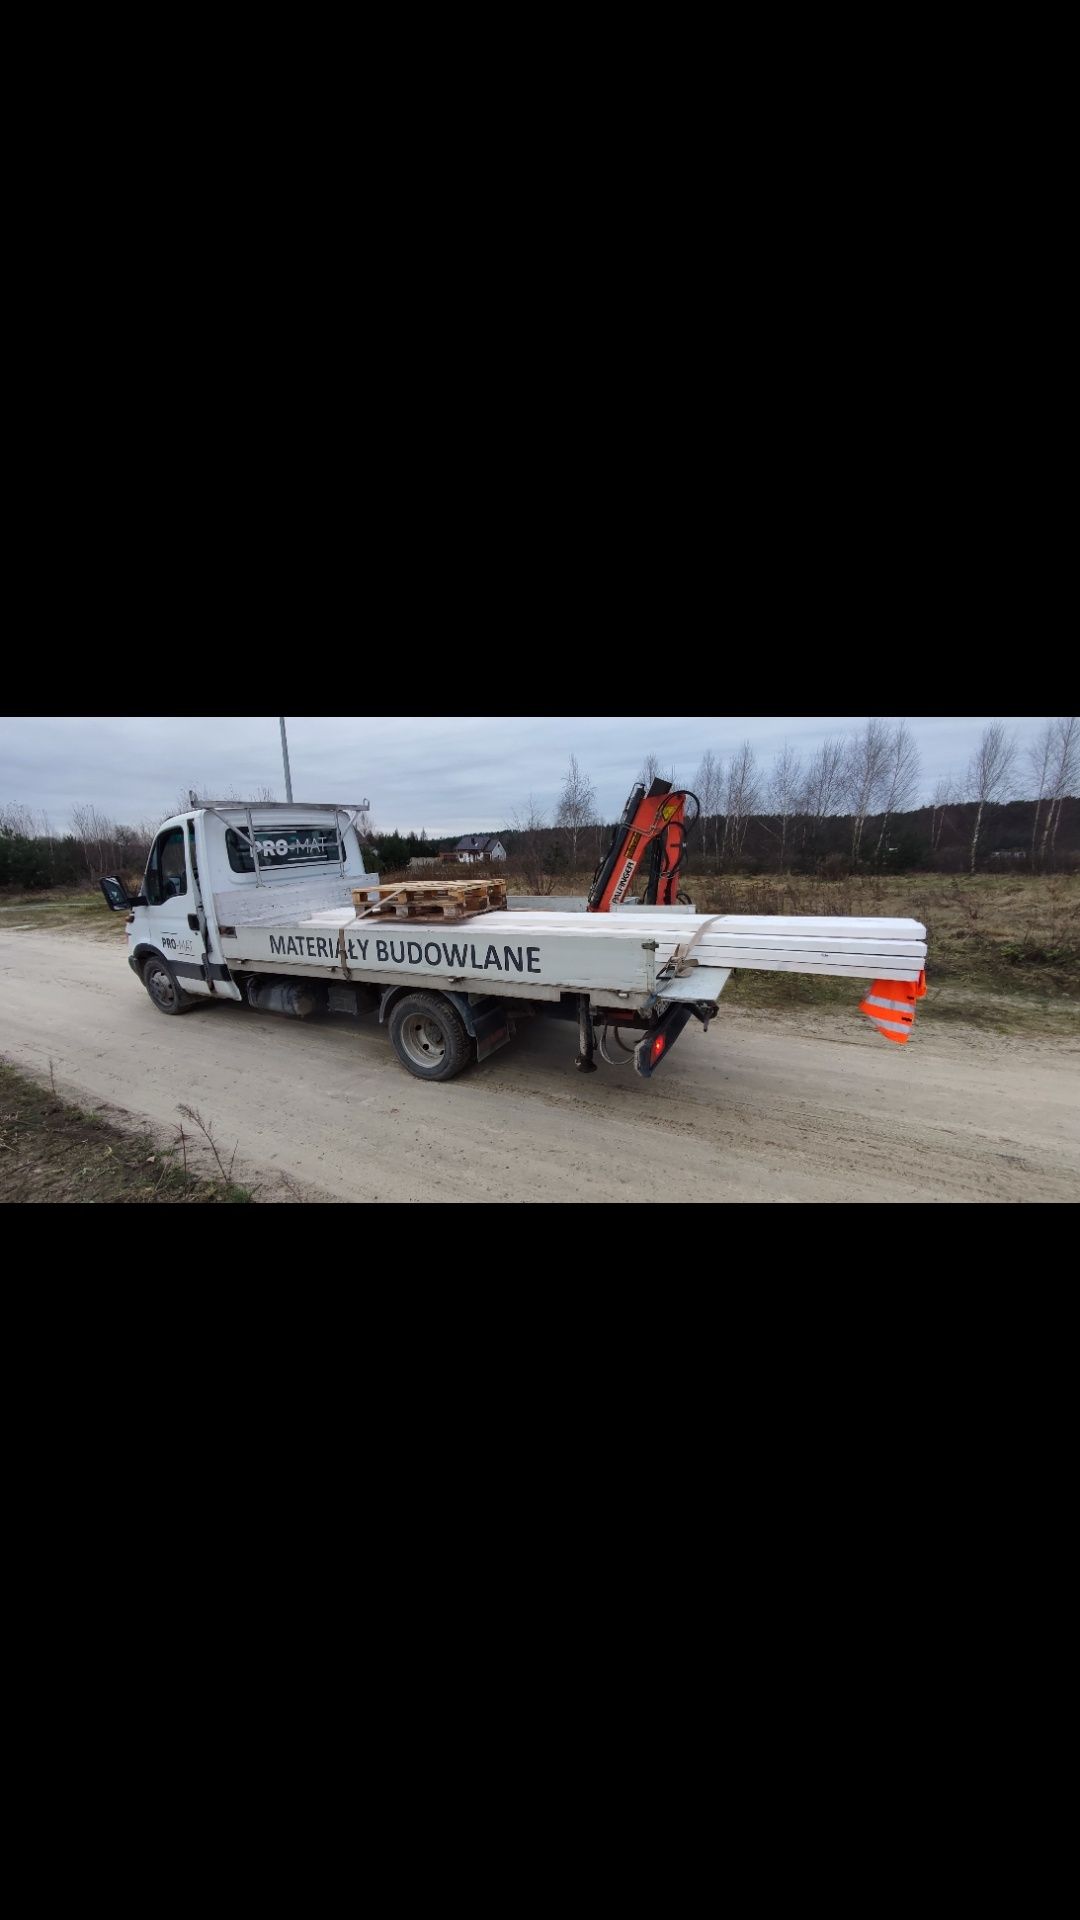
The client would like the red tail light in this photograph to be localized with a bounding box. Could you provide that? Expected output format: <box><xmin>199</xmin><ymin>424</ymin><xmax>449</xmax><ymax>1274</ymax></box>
<box><xmin>651</xmin><ymin>1034</ymin><xmax>666</xmax><ymax>1060</ymax></box>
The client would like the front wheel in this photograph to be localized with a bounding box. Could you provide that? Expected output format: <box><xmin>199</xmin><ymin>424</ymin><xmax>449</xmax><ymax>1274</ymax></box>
<box><xmin>388</xmin><ymin>992</ymin><xmax>471</xmax><ymax>1082</ymax></box>
<box><xmin>142</xmin><ymin>954</ymin><xmax>199</xmax><ymax>1015</ymax></box>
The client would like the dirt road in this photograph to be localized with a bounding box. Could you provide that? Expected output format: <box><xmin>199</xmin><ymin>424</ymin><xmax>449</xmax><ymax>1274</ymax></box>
<box><xmin>1</xmin><ymin>929</ymin><xmax>1077</xmax><ymax>1202</ymax></box>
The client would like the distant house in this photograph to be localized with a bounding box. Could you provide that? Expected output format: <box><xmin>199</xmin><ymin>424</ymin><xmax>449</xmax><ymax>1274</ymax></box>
<box><xmin>453</xmin><ymin>835</ymin><xmax>507</xmax><ymax>864</ymax></box>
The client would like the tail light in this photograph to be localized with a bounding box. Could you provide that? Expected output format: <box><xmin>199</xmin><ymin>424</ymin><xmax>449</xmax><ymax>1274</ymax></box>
<box><xmin>635</xmin><ymin>1005</ymin><xmax>693</xmax><ymax>1078</ymax></box>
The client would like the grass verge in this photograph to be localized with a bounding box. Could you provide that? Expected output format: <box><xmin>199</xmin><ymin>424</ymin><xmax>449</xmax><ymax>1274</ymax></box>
<box><xmin>0</xmin><ymin>889</ymin><xmax>127</xmax><ymax>940</ymax></box>
<box><xmin>721</xmin><ymin>968</ymin><xmax>1080</xmax><ymax>1038</ymax></box>
<box><xmin>0</xmin><ymin>1059</ymin><xmax>255</xmax><ymax>1203</ymax></box>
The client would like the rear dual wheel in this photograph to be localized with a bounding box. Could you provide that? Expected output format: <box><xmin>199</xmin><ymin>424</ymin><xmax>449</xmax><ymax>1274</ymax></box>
<box><xmin>388</xmin><ymin>992</ymin><xmax>471</xmax><ymax>1081</ymax></box>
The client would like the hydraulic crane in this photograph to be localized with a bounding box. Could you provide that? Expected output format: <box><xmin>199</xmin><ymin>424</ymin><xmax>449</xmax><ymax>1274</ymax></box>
<box><xmin>587</xmin><ymin>778</ymin><xmax>701</xmax><ymax>912</ymax></box>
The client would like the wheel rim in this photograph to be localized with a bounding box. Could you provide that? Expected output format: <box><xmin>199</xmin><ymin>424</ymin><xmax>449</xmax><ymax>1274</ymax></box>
<box><xmin>400</xmin><ymin>1013</ymin><xmax>447</xmax><ymax>1068</ymax></box>
<box><xmin>147</xmin><ymin>964</ymin><xmax>177</xmax><ymax>1010</ymax></box>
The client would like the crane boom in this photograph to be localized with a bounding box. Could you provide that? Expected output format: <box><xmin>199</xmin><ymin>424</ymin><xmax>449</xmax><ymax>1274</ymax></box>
<box><xmin>587</xmin><ymin>778</ymin><xmax>700</xmax><ymax>912</ymax></box>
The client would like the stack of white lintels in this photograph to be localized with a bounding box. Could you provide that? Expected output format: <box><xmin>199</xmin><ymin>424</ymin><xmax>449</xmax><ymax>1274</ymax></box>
<box><xmin>489</xmin><ymin>912</ymin><xmax>927</xmax><ymax>983</ymax></box>
<box><xmin>300</xmin><ymin>906</ymin><xmax>926</xmax><ymax>986</ymax></box>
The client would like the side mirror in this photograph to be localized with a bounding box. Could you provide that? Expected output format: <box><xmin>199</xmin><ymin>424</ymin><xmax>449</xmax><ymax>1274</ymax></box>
<box><xmin>100</xmin><ymin>876</ymin><xmax>134</xmax><ymax>912</ymax></box>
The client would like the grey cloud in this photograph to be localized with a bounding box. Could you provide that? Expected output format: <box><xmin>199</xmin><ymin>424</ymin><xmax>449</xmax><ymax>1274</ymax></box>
<box><xmin>0</xmin><ymin>715</ymin><xmax>1058</xmax><ymax>835</ymax></box>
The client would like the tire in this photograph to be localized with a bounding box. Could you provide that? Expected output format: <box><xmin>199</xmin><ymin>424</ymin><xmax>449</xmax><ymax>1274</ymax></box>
<box><xmin>141</xmin><ymin>953</ymin><xmax>199</xmax><ymax>1015</ymax></box>
<box><xmin>388</xmin><ymin>991</ymin><xmax>472</xmax><ymax>1082</ymax></box>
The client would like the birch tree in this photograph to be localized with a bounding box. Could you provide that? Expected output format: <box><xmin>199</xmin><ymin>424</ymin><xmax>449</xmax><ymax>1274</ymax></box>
<box><xmin>966</xmin><ymin>722</ymin><xmax>1017</xmax><ymax>873</ymax></box>
<box><xmin>767</xmin><ymin>742</ymin><xmax>802</xmax><ymax>870</ymax></box>
<box><xmin>556</xmin><ymin>753</ymin><xmax>598</xmax><ymax>873</ymax></box>
<box><xmin>843</xmin><ymin>718</ymin><xmax>890</xmax><ymax>864</ymax></box>
<box><xmin>1027</xmin><ymin>723</ymin><xmax>1055</xmax><ymax>864</ymax></box>
<box><xmin>930</xmin><ymin>775</ymin><xmax>956</xmax><ymax>854</ymax></box>
<box><xmin>873</xmin><ymin>721</ymin><xmax>921</xmax><ymax>865</ymax></box>
<box><xmin>693</xmin><ymin>748</ymin><xmax>723</xmax><ymax>868</ymax></box>
<box><xmin>724</xmin><ymin>741</ymin><xmax>760</xmax><ymax>864</ymax></box>
<box><xmin>799</xmin><ymin>737</ymin><xmax>846</xmax><ymax>852</ymax></box>
<box><xmin>1042</xmin><ymin>716</ymin><xmax>1078</xmax><ymax>861</ymax></box>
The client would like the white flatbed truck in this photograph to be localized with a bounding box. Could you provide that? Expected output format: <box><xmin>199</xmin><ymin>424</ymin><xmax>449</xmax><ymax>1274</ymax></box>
<box><xmin>100</xmin><ymin>802</ymin><xmax>928</xmax><ymax>1081</ymax></box>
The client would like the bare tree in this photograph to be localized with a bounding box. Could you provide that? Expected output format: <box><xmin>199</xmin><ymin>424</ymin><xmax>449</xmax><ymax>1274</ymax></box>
<box><xmin>133</xmin><ymin>820</ymin><xmax>160</xmax><ymax>864</ymax></box>
<box><xmin>873</xmin><ymin>721</ymin><xmax>921</xmax><ymax>865</ymax></box>
<box><xmin>1042</xmin><ymin>716</ymin><xmax>1079</xmax><ymax>862</ymax></box>
<box><xmin>930</xmin><ymin>774</ymin><xmax>957</xmax><ymax>854</ymax></box>
<box><xmin>70</xmin><ymin>804</ymin><xmax>117</xmax><ymax>881</ymax></box>
<box><xmin>556</xmin><ymin>753</ymin><xmax>598</xmax><ymax>874</ymax></box>
<box><xmin>766</xmin><ymin>742</ymin><xmax>802</xmax><ymax>870</ymax></box>
<box><xmin>843</xmin><ymin>718</ymin><xmax>891</xmax><ymax>864</ymax></box>
<box><xmin>1027</xmin><ymin>723</ymin><xmax>1055</xmax><ymax>864</ymax></box>
<box><xmin>0</xmin><ymin>803</ymin><xmax>151</xmax><ymax>884</ymax></box>
<box><xmin>693</xmin><ymin>749</ymin><xmax>723</xmax><ymax>868</ymax></box>
<box><xmin>639</xmin><ymin>753</ymin><xmax>679</xmax><ymax>790</ymax></box>
<box><xmin>512</xmin><ymin>796</ymin><xmax>557</xmax><ymax>895</ymax></box>
<box><xmin>966</xmin><ymin>722</ymin><xmax>1017</xmax><ymax>872</ymax></box>
<box><xmin>724</xmin><ymin>741</ymin><xmax>760</xmax><ymax>865</ymax></box>
<box><xmin>0</xmin><ymin>802</ymin><xmax>37</xmax><ymax>838</ymax></box>
<box><xmin>799</xmin><ymin>737</ymin><xmax>847</xmax><ymax>852</ymax></box>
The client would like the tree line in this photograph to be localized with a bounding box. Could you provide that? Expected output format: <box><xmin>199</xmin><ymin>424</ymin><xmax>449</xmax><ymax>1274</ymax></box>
<box><xmin>0</xmin><ymin>788</ymin><xmax>277</xmax><ymax>891</ymax></box>
<box><xmin>391</xmin><ymin>720</ymin><xmax>1078</xmax><ymax>882</ymax></box>
<box><xmin>523</xmin><ymin>720</ymin><xmax>1079</xmax><ymax>877</ymax></box>
<box><xmin>2</xmin><ymin>721</ymin><xmax>1077</xmax><ymax>890</ymax></box>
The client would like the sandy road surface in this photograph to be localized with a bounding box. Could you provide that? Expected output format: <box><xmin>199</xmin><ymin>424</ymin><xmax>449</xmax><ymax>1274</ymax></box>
<box><xmin>1</xmin><ymin>929</ymin><xmax>1078</xmax><ymax>1203</ymax></box>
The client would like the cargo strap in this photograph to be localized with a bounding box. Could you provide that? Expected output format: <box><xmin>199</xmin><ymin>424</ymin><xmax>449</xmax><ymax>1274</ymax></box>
<box><xmin>645</xmin><ymin>916</ymin><xmax>726</xmax><ymax>1012</ymax></box>
<box><xmin>661</xmin><ymin>915</ymin><xmax>726</xmax><ymax>979</ymax></box>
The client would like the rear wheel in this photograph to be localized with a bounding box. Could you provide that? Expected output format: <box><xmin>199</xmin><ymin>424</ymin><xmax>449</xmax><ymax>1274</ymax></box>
<box><xmin>141</xmin><ymin>954</ymin><xmax>198</xmax><ymax>1015</ymax></box>
<box><xmin>388</xmin><ymin>992</ymin><xmax>471</xmax><ymax>1082</ymax></box>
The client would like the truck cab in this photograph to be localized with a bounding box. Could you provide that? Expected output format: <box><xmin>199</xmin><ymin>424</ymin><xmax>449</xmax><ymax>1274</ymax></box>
<box><xmin>102</xmin><ymin>802</ymin><xmax>377</xmax><ymax>1012</ymax></box>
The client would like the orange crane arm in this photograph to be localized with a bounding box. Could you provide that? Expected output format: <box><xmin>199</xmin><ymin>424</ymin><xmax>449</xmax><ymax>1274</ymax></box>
<box><xmin>587</xmin><ymin>779</ymin><xmax>700</xmax><ymax>912</ymax></box>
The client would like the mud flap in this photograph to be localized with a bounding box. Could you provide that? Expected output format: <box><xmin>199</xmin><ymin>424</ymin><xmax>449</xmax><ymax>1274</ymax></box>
<box><xmin>473</xmin><ymin>1003</ymin><xmax>514</xmax><ymax>1062</ymax></box>
<box><xmin>634</xmin><ymin>1004</ymin><xmax>693</xmax><ymax>1078</ymax></box>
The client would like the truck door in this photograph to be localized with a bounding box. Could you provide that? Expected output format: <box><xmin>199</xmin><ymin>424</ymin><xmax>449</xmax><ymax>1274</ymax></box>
<box><xmin>142</xmin><ymin>823</ymin><xmax>213</xmax><ymax>997</ymax></box>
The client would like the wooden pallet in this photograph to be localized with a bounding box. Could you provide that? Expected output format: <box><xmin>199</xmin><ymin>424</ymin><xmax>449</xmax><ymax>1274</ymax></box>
<box><xmin>363</xmin><ymin>899</ymin><xmax>481</xmax><ymax>921</ymax></box>
<box><xmin>353</xmin><ymin>879</ymin><xmax>507</xmax><ymax>920</ymax></box>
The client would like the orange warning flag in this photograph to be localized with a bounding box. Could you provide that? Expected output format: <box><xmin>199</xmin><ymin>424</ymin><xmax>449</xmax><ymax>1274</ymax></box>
<box><xmin>859</xmin><ymin>971</ymin><xmax>926</xmax><ymax>1044</ymax></box>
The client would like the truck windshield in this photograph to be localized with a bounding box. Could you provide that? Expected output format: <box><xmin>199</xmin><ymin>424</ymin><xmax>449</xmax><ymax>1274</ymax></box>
<box><xmin>226</xmin><ymin>825</ymin><xmax>339</xmax><ymax>874</ymax></box>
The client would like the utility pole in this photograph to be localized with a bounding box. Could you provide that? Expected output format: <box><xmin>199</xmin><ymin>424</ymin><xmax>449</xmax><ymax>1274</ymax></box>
<box><xmin>279</xmin><ymin>717</ymin><xmax>293</xmax><ymax>802</ymax></box>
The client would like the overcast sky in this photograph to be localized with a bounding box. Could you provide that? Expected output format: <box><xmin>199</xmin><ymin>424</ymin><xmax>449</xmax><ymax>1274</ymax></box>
<box><xmin>0</xmin><ymin>715</ymin><xmax>1057</xmax><ymax>835</ymax></box>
